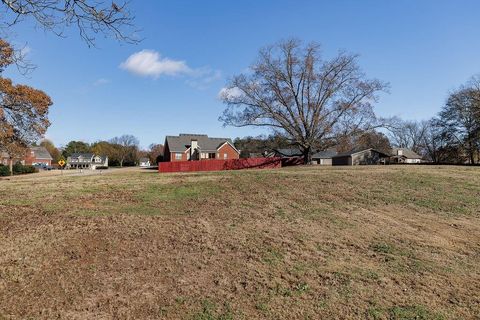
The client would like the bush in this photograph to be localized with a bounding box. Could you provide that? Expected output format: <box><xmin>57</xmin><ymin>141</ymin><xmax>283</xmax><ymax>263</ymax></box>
<box><xmin>1</xmin><ymin>163</ymin><xmax>41</xmax><ymax>176</ymax></box>
<box><xmin>8</xmin><ymin>163</ymin><xmax>38</xmax><ymax>175</ymax></box>
<box><xmin>0</xmin><ymin>164</ymin><xmax>10</xmax><ymax>176</ymax></box>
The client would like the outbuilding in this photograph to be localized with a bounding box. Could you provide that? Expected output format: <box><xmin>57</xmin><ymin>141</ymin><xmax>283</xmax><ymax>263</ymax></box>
<box><xmin>311</xmin><ymin>148</ymin><xmax>338</xmax><ymax>165</ymax></box>
<box><xmin>332</xmin><ymin>148</ymin><xmax>390</xmax><ymax>166</ymax></box>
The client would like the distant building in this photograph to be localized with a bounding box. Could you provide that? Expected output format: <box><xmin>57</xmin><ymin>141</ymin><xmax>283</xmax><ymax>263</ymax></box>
<box><xmin>163</xmin><ymin>134</ymin><xmax>240</xmax><ymax>162</ymax></box>
<box><xmin>0</xmin><ymin>151</ymin><xmax>10</xmax><ymax>166</ymax></box>
<box><xmin>311</xmin><ymin>148</ymin><xmax>338</xmax><ymax>165</ymax></box>
<box><xmin>0</xmin><ymin>146</ymin><xmax>52</xmax><ymax>166</ymax></box>
<box><xmin>139</xmin><ymin>158</ymin><xmax>151</xmax><ymax>167</ymax></box>
<box><xmin>25</xmin><ymin>146</ymin><xmax>53</xmax><ymax>166</ymax></box>
<box><xmin>332</xmin><ymin>148</ymin><xmax>390</xmax><ymax>166</ymax></box>
<box><xmin>66</xmin><ymin>153</ymin><xmax>108</xmax><ymax>170</ymax></box>
<box><xmin>390</xmin><ymin>148</ymin><xmax>422</xmax><ymax>164</ymax></box>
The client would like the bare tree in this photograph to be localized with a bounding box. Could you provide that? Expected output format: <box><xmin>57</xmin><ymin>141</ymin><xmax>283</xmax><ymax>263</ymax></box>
<box><xmin>437</xmin><ymin>81</ymin><xmax>480</xmax><ymax>164</ymax></box>
<box><xmin>0</xmin><ymin>0</ymin><xmax>138</xmax><ymax>47</ymax></box>
<box><xmin>110</xmin><ymin>134</ymin><xmax>139</xmax><ymax>167</ymax></box>
<box><xmin>388</xmin><ymin>118</ymin><xmax>429</xmax><ymax>154</ymax></box>
<box><xmin>148</xmin><ymin>143</ymin><xmax>164</xmax><ymax>164</ymax></box>
<box><xmin>220</xmin><ymin>39</ymin><xmax>387</xmax><ymax>163</ymax></box>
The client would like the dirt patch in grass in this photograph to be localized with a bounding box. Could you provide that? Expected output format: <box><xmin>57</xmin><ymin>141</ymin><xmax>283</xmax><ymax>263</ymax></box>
<box><xmin>0</xmin><ymin>166</ymin><xmax>479</xmax><ymax>319</ymax></box>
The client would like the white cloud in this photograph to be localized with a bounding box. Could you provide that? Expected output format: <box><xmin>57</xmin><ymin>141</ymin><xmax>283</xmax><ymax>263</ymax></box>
<box><xmin>93</xmin><ymin>78</ymin><xmax>110</xmax><ymax>86</ymax></box>
<box><xmin>120</xmin><ymin>49</ymin><xmax>223</xmax><ymax>89</ymax></box>
<box><xmin>120</xmin><ymin>49</ymin><xmax>191</xmax><ymax>78</ymax></box>
<box><xmin>218</xmin><ymin>87</ymin><xmax>243</xmax><ymax>100</ymax></box>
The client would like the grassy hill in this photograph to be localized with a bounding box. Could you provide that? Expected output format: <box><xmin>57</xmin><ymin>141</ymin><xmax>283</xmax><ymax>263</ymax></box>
<box><xmin>1</xmin><ymin>166</ymin><xmax>479</xmax><ymax>319</ymax></box>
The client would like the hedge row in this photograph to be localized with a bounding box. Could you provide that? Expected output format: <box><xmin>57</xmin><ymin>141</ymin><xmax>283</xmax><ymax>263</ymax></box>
<box><xmin>0</xmin><ymin>163</ymin><xmax>38</xmax><ymax>176</ymax></box>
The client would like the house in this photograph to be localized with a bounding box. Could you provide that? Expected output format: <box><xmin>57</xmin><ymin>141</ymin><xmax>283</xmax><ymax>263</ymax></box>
<box><xmin>311</xmin><ymin>148</ymin><xmax>338</xmax><ymax>165</ymax></box>
<box><xmin>390</xmin><ymin>148</ymin><xmax>422</xmax><ymax>164</ymax></box>
<box><xmin>163</xmin><ymin>134</ymin><xmax>240</xmax><ymax>162</ymax></box>
<box><xmin>66</xmin><ymin>153</ymin><xmax>108</xmax><ymax>170</ymax></box>
<box><xmin>0</xmin><ymin>151</ymin><xmax>9</xmax><ymax>166</ymax></box>
<box><xmin>139</xmin><ymin>157</ymin><xmax>151</xmax><ymax>167</ymax></box>
<box><xmin>24</xmin><ymin>146</ymin><xmax>53</xmax><ymax>166</ymax></box>
<box><xmin>0</xmin><ymin>146</ymin><xmax>52</xmax><ymax>166</ymax></box>
<box><xmin>332</xmin><ymin>148</ymin><xmax>390</xmax><ymax>166</ymax></box>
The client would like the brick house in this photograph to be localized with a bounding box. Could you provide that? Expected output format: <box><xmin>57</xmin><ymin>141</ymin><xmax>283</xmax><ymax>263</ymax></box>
<box><xmin>163</xmin><ymin>134</ymin><xmax>240</xmax><ymax>162</ymax></box>
<box><xmin>24</xmin><ymin>146</ymin><xmax>53</xmax><ymax>166</ymax></box>
<box><xmin>0</xmin><ymin>146</ymin><xmax>53</xmax><ymax>166</ymax></box>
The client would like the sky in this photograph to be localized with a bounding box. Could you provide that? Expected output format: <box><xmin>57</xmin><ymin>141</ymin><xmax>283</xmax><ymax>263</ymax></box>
<box><xmin>4</xmin><ymin>0</ymin><xmax>480</xmax><ymax>149</ymax></box>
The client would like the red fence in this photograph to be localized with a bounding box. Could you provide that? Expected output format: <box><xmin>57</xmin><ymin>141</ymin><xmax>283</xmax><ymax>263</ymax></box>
<box><xmin>158</xmin><ymin>157</ymin><xmax>283</xmax><ymax>173</ymax></box>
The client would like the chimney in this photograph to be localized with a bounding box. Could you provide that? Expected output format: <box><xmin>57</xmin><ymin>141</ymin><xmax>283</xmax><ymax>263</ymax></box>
<box><xmin>190</xmin><ymin>139</ymin><xmax>198</xmax><ymax>160</ymax></box>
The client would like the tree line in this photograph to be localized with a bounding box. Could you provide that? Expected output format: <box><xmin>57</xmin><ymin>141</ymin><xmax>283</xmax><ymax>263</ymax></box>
<box><xmin>38</xmin><ymin>136</ymin><xmax>164</xmax><ymax>167</ymax></box>
<box><xmin>388</xmin><ymin>76</ymin><xmax>480</xmax><ymax>164</ymax></box>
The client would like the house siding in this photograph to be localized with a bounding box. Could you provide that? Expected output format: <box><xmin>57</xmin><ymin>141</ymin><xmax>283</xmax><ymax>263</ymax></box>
<box><xmin>217</xmin><ymin>143</ymin><xmax>239</xmax><ymax>160</ymax></box>
<box><xmin>24</xmin><ymin>152</ymin><xmax>52</xmax><ymax>166</ymax></box>
<box><xmin>170</xmin><ymin>152</ymin><xmax>188</xmax><ymax>162</ymax></box>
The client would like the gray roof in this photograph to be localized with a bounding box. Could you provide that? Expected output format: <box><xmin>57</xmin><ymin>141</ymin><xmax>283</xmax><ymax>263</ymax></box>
<box><xmin>165</xmin><ymin>134</ymin><xmax>237</xmax><ymax>152</ymax></box>
<box><xmin>391</xmin><ymin>148</ymin><xmax>422</xmax><ymax>159</ymax></box>
<box><xmin>333</xmin><ymin>148</ymin><xmax>390</xmax><ymax>158</ymax></box>
<box><xmin>31</xmin><ymin>146</ymin><xmax>53</xmax><ymax>160</ymax></box>
<box><xmin>312</xmin><ymin>148</ymin><xmax>338</xmax><ymax>159</ymax></box>
<box><xmin>139</xmin><ymin>157</ymin><xmax>150</xmax><ymax>162</ymax></box>
<box><xmin>70</xmin><ymin>153</ymin><xmax>94</xmax><ymax>159</ymax></box>
<box><xmin>274</xmin><ymin>148</ymin><xmax>303</xmax><ymax>157</ymax></box>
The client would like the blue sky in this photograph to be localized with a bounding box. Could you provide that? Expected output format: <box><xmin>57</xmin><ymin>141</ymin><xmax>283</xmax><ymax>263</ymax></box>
<box><xmin>5</xmin><ymin>0</ymin><xmax>480</xmax><ymax>149</ymax></box>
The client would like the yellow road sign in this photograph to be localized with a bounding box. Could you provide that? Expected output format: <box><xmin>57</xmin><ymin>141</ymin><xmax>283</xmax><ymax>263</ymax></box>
<box><xmin>58</xmin><ymin>160</ymin><xmax>66</xmax><ymax>167</ymax></box>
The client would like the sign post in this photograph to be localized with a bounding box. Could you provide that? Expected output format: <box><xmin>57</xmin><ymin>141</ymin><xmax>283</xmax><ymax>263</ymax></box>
<box><xmin>58</xmin><ymin>160</ymin><xmax>66</xmax><ymax>174</ymax></box>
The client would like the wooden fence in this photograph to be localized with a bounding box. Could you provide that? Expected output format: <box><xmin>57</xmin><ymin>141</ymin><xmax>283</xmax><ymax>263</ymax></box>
<box><xmin>158</xmin><ymin>157</ymin><xmax>285</xmax><ymax>173</ymax></box>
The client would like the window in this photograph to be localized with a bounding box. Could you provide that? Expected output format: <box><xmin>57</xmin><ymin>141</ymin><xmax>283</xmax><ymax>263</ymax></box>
<box><xmin>208</xmin><ymin>153</ymin><xmax>216</xmax><ymax>159</ymax></box>
<box><xmin>175</xmin><ymin>153</ymin><xmax>182</xmax><ymax>160</ymax></box>
<box><xmin>224</xmin><ymin>153</ymin><xmax>228</xmax><ymax>159</ymax></box>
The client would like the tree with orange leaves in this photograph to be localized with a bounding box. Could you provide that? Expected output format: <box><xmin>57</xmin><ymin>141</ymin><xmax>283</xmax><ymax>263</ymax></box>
<box><xmin>0</xmin><ymin>39</ymin><xmax>52</xmax><ymax>175</ymax></box>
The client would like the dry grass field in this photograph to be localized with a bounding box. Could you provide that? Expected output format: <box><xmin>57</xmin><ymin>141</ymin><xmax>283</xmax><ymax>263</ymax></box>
<box><xmin>1</xmin><ymin>166</ymin><xmax>479</xmax><ymax>319</ymax></box>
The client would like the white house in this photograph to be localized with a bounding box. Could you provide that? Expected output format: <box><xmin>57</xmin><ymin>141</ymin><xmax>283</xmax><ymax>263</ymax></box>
<box><xmin>139</xmin><ymin>157</ymin><xmax>151</xmax><ymax>167</ymax></box>
<box><xmin>66</xmin><ymin>153</ymin><xmax>108</xmax><ymax>170</ymax></box>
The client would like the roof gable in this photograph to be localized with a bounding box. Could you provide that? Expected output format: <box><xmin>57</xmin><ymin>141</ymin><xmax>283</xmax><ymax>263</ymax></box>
<box><xmin>392</xmin><ymin>148</ymin><xmax>422</xmax><ymax>159</ymax></box>
<box><xmin>31</xmin><ymin>146</ymin><xmax>53</xmax><ymax>160</ymax></box>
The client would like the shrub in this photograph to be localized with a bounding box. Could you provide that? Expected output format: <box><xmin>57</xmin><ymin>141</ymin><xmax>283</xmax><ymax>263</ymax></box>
<box><xmin>0</xmin><ymin>164</ymin><xmax>10</xmax><ymax>176</ymax></box>
<box><xmin>8</xmin><ymin>163</ymin><xmax>38</xmax><ymax>175</ymax></box>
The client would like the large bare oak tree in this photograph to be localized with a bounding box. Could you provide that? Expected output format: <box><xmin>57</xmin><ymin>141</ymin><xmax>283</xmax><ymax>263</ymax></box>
<box><xmin>0</xmin><ymin>0</ymin><xmax>138</xmax><ymax>46</ymax></box>
<box><xmin>220</xmin><ymin>39</ymin><xmax>387</xmax><ymax>163</ymax></box>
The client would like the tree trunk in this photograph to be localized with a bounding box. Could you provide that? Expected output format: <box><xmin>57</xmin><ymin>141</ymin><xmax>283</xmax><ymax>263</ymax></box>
<box><xmin>8</xmin><ymin>158</ymin><xmax>13</xmax><ymax>176</ymax></box>
<box><xmin>303</xmin><ymin>146</ymin><xmax>311</xmax><ymax>165</ymax></box>
<box><xmin>468</xmin><ymin>139</ymin><xmax>475</xmax><ymax>164</ymax></box>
